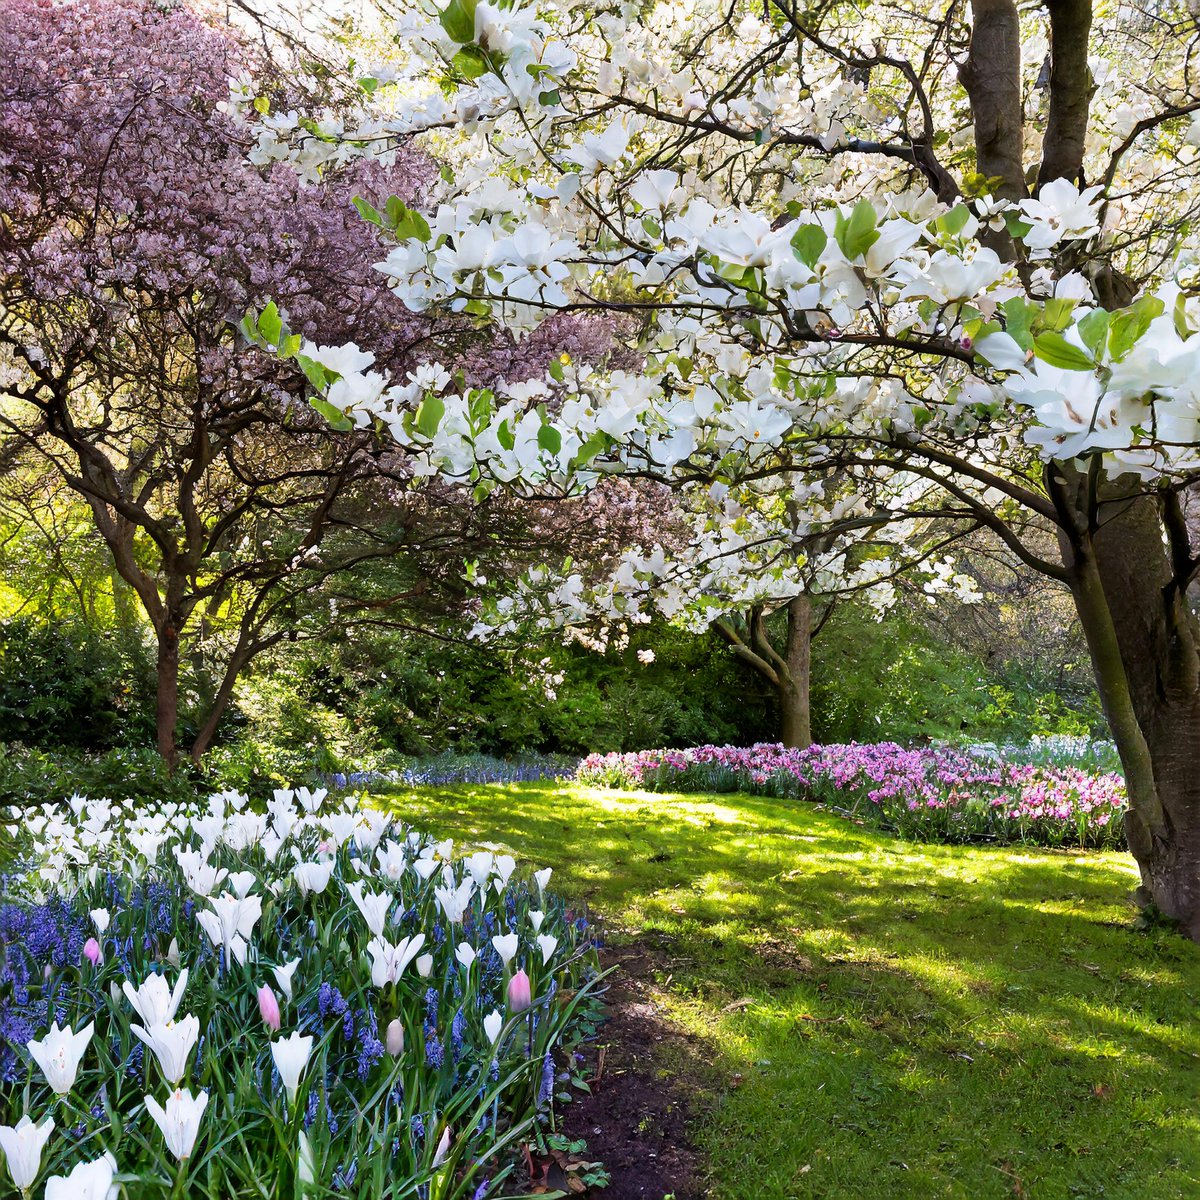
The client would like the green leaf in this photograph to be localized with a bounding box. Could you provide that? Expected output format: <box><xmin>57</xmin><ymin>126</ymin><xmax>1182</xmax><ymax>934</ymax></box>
<box><xmin>257</xmin><ymin>301</ymin><xmax>282</xmax><ymax>346</ymax></box>
<box><xmin>238</xmin><ymin>311</ymin><xmax>258</xmax><ymax>343</ymax></box>
<box><xmin>496</xmin><ymin>419</ymin><xmax>515</xmax><ymax>451</ymax></box>
<box><xmin>352</xmin><ymin>195</ymin><xmax>383</xmax><ymax>228</ymax></box>
<box><xmin>936</xmin><ymin>204</ymin><xmax>971</xmax><ymax>237</ymax></box>
<box><xmin>1002</xmin><ymin>296</ymin><xmax>1036</xmax><ymax>352</ymax></box>
<box><xmin>1108</xmin><ymin>295</ymin><xmax>1165</xmax><ymax>361</ymax></box>
<box><xmin>358</xmin><ymin>76</ymin><xmax>379</xmax><ymax>94</ymax></box>
<box><xmin>295</xmin><ymin>355</ymin><xmax>329</xmax><ymax>391</ymax></box>
<box><xmin>415</xmin><ymin>394</ymin><xmax>445</xmax><ymax>438</ymax></box>
<box><xmin>1076</xmin><ymin>308</ymin><xmax>1111</xmax><ymax>357</ymax></box>
<box><xmin>537</xmin><ymin>424</ymin><xmax>563</xmax><ymax>454</ymax></box>
<box><xmin>311</xmin><ymin>396</ymin><xmax>354</xmax><ymax>431</ymax></box>
<box><xmin>538</xmin><ymin>88</ymin><xmax>562</xmax><ymax>107</ymax></box>
<box><xmin>439</xmin><ymin>0</ymin><xmax>477</xmax><ymax>44</ymax></box>
<box><xmin>252</xmin><ymin>95</ymin><xmax>269</xmax><ymax>116</ymax></box>
<box><xmin>833</xmin><ymin>200</ymin><xmax>879</xmax><ymax>261</ymax></box>
<box><xmin>1038</xmin><ymin>297</ymin><xmax>1077</xmax><ymax>332</ymax></box>
<box><xmin>790</xmin><ymin>224</ymin><xmax>827</xmax><ymax>270</ymax></box>
<box><xmin>452</xmin><ymin>46</ymin><xmax>490</xmax><ymax>79</ymax></box>
<box><xmin>1033</xmin><ymin>331</ymin><xmax>1095</xmax><ymax>371</ymax></box>
<box><xmin>1175</xmin><ymin>292</ymin><xmax>1193</xmax><ymax>340</ymax></box>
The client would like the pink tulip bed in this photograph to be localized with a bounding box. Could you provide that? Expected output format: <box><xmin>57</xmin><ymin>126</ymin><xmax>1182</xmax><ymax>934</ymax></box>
<box><xmin>575</xmin><ymin>742</ymin><xmax>1129</xmax><ymax>849</ymax></box>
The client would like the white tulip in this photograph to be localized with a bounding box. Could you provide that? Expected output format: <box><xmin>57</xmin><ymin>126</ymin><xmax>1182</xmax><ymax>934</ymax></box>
<box><xmin>26</xmin><ymin>1021</ymin><xmax>93</xmax><ymax>1096</ymax></box>
<box><xmin>132</xmin><ymin>1015</ymin><xmax>200</xmax><ymax>1086</ymax></box>
<box><xmin>454</xmin><ymin>942</ymin><xmax>476</xmax><ymax>969</ymax></box>
<box><xmin>272</xmin><ymin>1032</ymin><xmax>314</xmax><ymax>1102</ymax></box>
<box><xmin>536</xmin><ymin>934</ymin><xmax>558</xmax><ymax>964</ymax></box>
<box><xmin>366</xmin><ymin>934</ymin><xmax>426</xmax><ymax>987</ymax></box>
<box><xmin>0</xmin><ymin>1113</ymin><xmax>54</xmax><ymax>1191</ymax></box>
<box><xmin>345</xmin><ymin>881</ymin><xmax>392</xmax><ymax>937</ymax></box>
<box><xmin>44</xmin><ymin>1151</ymin><xmax>118</xmax><ymax>1200</ymax></box>
<box><xmin>122</xmin><ymin>969</ymin><xmax>189</xmax><ymax>1027</ymax></box>
<box><xmin>145</xmin><ymin>1088</ymin><xmax>208</xmax><ymax>1161</ymax></box>
<box><xmin>273</xmin><ymin>958</ymin><xmax>300</xmax><ymax>1002</ymax></box>
<box><xmin>483</xmin><ymin>1010</ymin><xmax>504</xmax><ymax>1044</ymax></box>
<box><xmin>491</xmin><ymin>933</ymin><xmax>519</xmax><ymax>966</ymax></box>
<box><xmin>415</xmin><ymin>953</ymin><xmax>434</xmax><ymax>978</ymax></box>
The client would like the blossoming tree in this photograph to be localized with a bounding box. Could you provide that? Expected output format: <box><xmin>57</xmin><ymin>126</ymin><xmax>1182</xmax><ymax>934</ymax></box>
<box><xmin>234</xmin><ymin>0</ymin><xmax>1200</xmax><ymax>930</ymax></box>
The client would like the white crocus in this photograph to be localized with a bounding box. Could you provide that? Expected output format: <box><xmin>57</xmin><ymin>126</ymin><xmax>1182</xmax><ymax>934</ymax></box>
<box><xmin>44</xmin><ymin>1151</ymin><xmax>118</xmax><ymax>1200</ymax></box>
<box><xmin>132</xmin><ymin>1015</ymin><xmax>200</xmax><ymax>1086</ymax></box>
<box><xmin>366</xmin><ymin>934</ymin><xmax>426</xmax><ymax>987</ymax></box>
<box><xmin>273</xmin><ymin>959</ymin><xmax>300</xmax><ymax>1002</ymax></box>
<box><xmin>145</xmin><ymin>1088</ymin><xmax>208</xmax><ymax>1161</ymax></box>
<box><xmin>293</xmin><ymin>860</ymin><xmax>335</xmax><ymax>896</ymax></box>
<box><xmin>272</xmin><ymin>1032</ymin><xmax>314</xmax><ymax>1103</ymax></box>
<box><xmin>483</xmin><ymin>1010</ymin><xmax>504</xmax><ymax>1044</ymax></box>
<box><xmin>0</xmin><ymin>1113</ymin><xmax>54</xmax><ymax>1192</ymax></box>
<box><xmin>122</xmin><ymin>969</ymin><xmax>189</xmax><ymax>1027</ymax></box>
<box><xmin>26</xmin><ymin>1021</ymin><xmax>94</xmax><ymax>1096</ymax></box>
<box><xmin>345</xmin><ymin>881</ymin><xmax>392</xmax><ymax>937</ymax></box>
<box><xmin>492</xmin><ymin>933</ymin><xmax>519</xmax><ymax>966</ymax></box>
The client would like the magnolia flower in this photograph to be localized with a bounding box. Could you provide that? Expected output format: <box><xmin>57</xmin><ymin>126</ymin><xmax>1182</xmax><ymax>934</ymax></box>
<box><xmin>491</xmin><ymin>933</ymin><xmax>519</xmax><ymax>966</ymax></box>
<box><xmin>366</xmin><ymin>934</ymin><xmax>426</xmax><ymax>987</ymax></box>
<box><xmin>273</xmin><ymin>959</ymin><xmax>300</xmax><ymax>1002</ymax></box>
<box><xmin>123</xmin><ymin>970</ymin><xmax>189</xmax><ymax>1027</ymax></box>
<box><xmin>346</xmin><ymin>881</ymin><xmax>392</xmax><ymax>937</ymax></box>
<box><xmin>145</xmin><ymin>1088</ymin><xmax>208</xmax><ymax>1161</ymax></box>
<box><xmin>455</xmin><ymin>942</ymin><xmax>476</xmax><ymax>969</ymax></box>
<box><xmin>293</xmin><ymin>860</ymin><xmax>335</xmax><ymax>896</ymax></box>
<box><xmin>507</xmin><ymin>969</ymin><xmax>532</xmax><ymax>1012</ymax></box>
<box><xmin>536</xmin><ymin>934</ymin><xmax>558</xmax><ymax>964</ymax></box>
<box><xmin>27</xmin><ymin>1021</ymin><xmax>94</xmax><ymax>1095</ymax></box>
<box><xmin>272</xmin><ymin>1032</ymin><xmax>314</xmax><ymax>1103</ymax></box>
<box><xmin>483</xmin><ymin>1010</ymin><xmax>504</xmax><ymax>1044</ymax></box>
<box><xmin>133</xmin><ymin>1016</ymin><xmax>200</xmax><ymax>1086</ymax></box>
<box><xmin>1018</xmin><ymin>178</ymin><xmax>1103</xmax><ymax>251</ymax></box>
<box><xmin>0</xmin><ymin>1113</ymin><xmax>54</xmax><ymax>1191</ymax></box>
<box><xmin>44</xmin><ymin>1151</ymin><xmax>118</xmax><ymax>1200</ymax></box>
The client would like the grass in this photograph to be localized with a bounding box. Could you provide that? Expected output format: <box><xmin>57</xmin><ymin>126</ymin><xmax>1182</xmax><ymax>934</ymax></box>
<box><xmin>371</xmin><ymin>782</ymin><xmax>1200</xmax><ymax>1200</ymax></box>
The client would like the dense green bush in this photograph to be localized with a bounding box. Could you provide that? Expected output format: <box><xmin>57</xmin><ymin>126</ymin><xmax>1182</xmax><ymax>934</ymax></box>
<box><xmin>0</xmin><ymin>616</ymin><xmax>153</xmax><ymax>750</ymax></box>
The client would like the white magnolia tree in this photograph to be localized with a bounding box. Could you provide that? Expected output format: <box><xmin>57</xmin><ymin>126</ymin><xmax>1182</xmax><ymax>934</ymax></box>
<box><xmin>237</xmin><ymin>0</ymin><xmax>1200</xmax><ymax>933</ymax></box>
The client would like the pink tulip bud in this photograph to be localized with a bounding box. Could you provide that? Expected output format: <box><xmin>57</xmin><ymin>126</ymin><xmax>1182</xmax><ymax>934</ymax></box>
<box><xmin>83</xmin><ymin>937</ymin><xmax>102</xmax><ymax>966</ymax></box>
<box><xmin>507</xmin><ymin>968</ymin><xmax>532</xmax><ymax>1013</ymax></box>
<box><xmin>386</xmin><ymin>1018</ymin><xmax>405</xmax><ymax>1057</ymax></box>
<box><xmin>257</xmin><ymin>984</ymin><xmax>281</xmax><ymax>1031</ymax></box>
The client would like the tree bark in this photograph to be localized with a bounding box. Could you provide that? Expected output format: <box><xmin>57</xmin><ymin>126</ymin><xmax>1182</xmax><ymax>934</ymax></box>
<box><xmin>155</xmin><ymin>622</ymin><xmax>180</xmax><ymax>769</ymax></box>
<box><xmin>959</xmin><ymin>0</ymin><xmax>1027</xmax><ymax>200</ymax></box>
<box><xmin>779</xmin><ymin>596</ymin><xmax>813</xmax><ymax>749</ymax></box>
<box><xmin>1037</xmin><ymin>0</ymin><xmax>1094</xmax><ymax>188</ymax></box>
<box><xmin>1064</xmin><ymin>486</ymin><xmax>1200</xmax><ymax>937</ymax></box>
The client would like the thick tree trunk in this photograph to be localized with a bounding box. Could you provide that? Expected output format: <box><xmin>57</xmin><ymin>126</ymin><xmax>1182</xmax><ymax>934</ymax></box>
<box><xmin>959</xmin><ymin>0</ymin><xmax>1027</xmax><ymax>201</ymax></box>
<box><xmin>155</xmin><ymin>623</ymin><xmax>180</xmax><ymax>770</ymax></box>
<box><xmin>1066</xmin><ymin>490</ymin><xmax>1200</xmax><ymax>937</ymax></box>
<box><xmin>779</xmin><ymin>595</ymin><xmax>813</xmax><ymax>749</ymax></box>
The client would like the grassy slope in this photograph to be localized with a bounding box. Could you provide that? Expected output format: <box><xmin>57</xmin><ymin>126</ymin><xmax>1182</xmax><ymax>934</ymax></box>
<box><xmin>375</xmin><ymin>783</ymin><xmax>1200</xmax><ymax>1200</ymax></box>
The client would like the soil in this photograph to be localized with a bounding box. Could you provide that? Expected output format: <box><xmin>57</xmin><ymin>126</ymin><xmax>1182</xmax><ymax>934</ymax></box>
<box><xmin>556</xmin><ymin>938</ymin><xmax>710</xmax><ymax>1200</ymax></box>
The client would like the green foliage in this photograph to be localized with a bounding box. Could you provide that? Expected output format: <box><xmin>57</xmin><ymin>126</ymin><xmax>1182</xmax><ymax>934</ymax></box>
<box><xmin>0</xmin><ymin>617</ymin><xmax>153</xmax><ymax>751</ymax></box>
<box><xmin>387</xmin><ymin>782</ymin><xmax>1200</xmax><ymax>1200</ymax></box>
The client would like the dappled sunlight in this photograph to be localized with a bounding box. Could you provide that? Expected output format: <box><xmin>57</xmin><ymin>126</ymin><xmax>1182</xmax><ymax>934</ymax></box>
<box><xmin>379</xmin><ymin>781</ymin><xmax>1200</xmax><ymax>1198</ymax></box>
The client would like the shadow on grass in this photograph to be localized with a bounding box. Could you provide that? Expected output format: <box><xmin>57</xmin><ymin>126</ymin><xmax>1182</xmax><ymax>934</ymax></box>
<box><xmin>377</xmin><ymin>782</ymin><xmax>1200</xmax><ymax>1200</ymax></box>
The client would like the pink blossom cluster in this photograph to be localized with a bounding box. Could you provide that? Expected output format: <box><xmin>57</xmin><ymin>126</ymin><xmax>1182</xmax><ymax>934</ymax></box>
<box><xmin>576</xmin><ymin>742</ymin><xmax>1129</xmax><ymax>848</ymax></box>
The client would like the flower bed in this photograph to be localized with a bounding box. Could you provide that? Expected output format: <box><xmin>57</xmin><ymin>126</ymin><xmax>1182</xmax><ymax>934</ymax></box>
<box><xmin>576</xmin><ymin>743</ymin><xmax>1128</xmax><ymax>849</ymax></box>
<box><xmin>0</xmin><ymin>787</ymin><xmax>601</xmax><ymax>1197</ymax></box>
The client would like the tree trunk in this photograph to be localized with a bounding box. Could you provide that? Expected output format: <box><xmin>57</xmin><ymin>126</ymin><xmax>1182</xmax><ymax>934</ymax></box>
<box><xmin>1066</xmin><ymin>490</ymin><xmax>1200</xmax><ymax>937</ymax></box>
<box><xmin>779</xmin><ymin>595</ymin><xmax>813</xmax><ymax>749</ymax></box>
<box><xmin>155</xmin><ymin>623</ymin><xmax>180</xmax><ymax>770</ymax></box>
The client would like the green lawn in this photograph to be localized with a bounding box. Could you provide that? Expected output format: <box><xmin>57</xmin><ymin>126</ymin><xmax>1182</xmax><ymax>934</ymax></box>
<box><xmin>375</xmin><ymin>782</ymin><xmax>1200</xmax><ymax>1200</ymax></box>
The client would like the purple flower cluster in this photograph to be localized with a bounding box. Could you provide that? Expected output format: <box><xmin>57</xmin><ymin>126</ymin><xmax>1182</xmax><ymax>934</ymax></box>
<box><xmin>577</xmin><ymin>742</ymin><xmax>1129</xmax><ymax>849</ymax></box>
